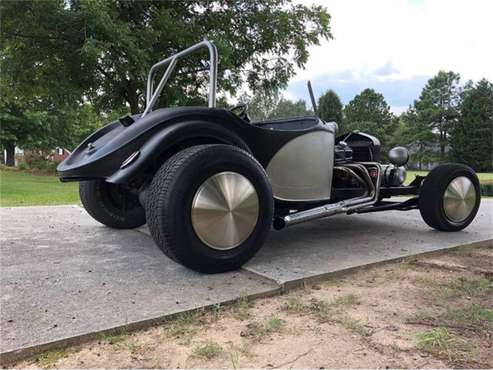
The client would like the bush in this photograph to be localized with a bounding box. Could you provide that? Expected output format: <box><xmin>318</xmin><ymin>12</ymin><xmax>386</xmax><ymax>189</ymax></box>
<box><xmin>29</xmin><ymin>158</ymin><xmax>59</xmax><ymax>174</ymax></box>
<box><xmin>481</xmin><ymin>183</ymin><xmax>493</xmax><ymax>197</ymax></box>
<box><xmin>17</xmin><ymin>162</ymin><xmax>29</xmax><ymax>171</ymax></box>
<box><xmin>17</xmin><ymin>153</ymin><xmax>60</xmax><ymax>174</ymax></box>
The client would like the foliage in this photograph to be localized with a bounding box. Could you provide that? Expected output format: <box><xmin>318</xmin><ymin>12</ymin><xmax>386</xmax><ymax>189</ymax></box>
<box><xmin>450</xmin><ymin>79</ymin><xmax>493</xmax><ymax>172</ymax></box>
<box><xmin>1</xmin><ymin>0</ymin><xmax>331</xmax><ymax>166</ymax></box>
<box><xmin>269</xmin><ymin>98</ymin><xmax>312</xmax><ymax>119</ymax></box>
<box><xmin>343</xmin><ymin>88</ymin><xmax>396</xmax><ymax>155</ymax></box>
<box><xmin>245</xmin><ymin>90</ymin><xmax>280</xmax><ymax>121</ymax></box>
<box><xmin>192</xmin><ymin>341</ymin><xmax>222</xmax><ymax>359</ymax></box>
<box><xmin>247</xmin><ymin>91</ymin><xmax>311</xmax><ymax>121</ymax></box>
<box><xmin>417</xmin><ymin>327</ymin><xmax>456</xmax><ymax>360</ymax></box>
<box><xmin>413</xmin><ymin>71</ymin><xmax>462</xmax><ymax>160</ymax></box>
<box><xmin>481</xmin><ymin>184</ymin><xmax>493</xmax><ymax>197</ymax></box>
<box><xmin>0</xmin><ymin>72</ymin><xmax>105</xmax><ymax>163</ymax></box>
<box><xmin>399</xmin><ymin>107</ymin><xmax>438</xmax><ymax>169</ymax></box>
<box><xmin>318</xmin><ymin>89</ymin><xmax>343</xmax><ymax>127</ymax></box>
<box><xmin>1</xmin><ymin>0</ymin><xmax>332</xmax><ymax>114</ymax></box>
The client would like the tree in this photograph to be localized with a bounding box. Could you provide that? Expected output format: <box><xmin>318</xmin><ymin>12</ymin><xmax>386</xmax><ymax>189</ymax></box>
<box><xmin>1</xmin><ymin>0</ymin><xmax>332</xmax><ymax>114</ymax></box>
<box><xmin>413</xmin><ymin>71</ymin><xmax>461</xmax><ymax>160</ymax></box>
<box><xmin>0</xmin><ymin>65</ymin><xmax>105</xmax><ymax>165</ymax></box>
<box><xmin>450</xmin><ymin>79</ymin><xmax>493</xmax><ymax>171</ymax></box>
<box><xmin>0</xmin><ymin>76</ymin><xmax>44</xmax><ymax>166</ymax></box>
<box><xmin>246</xmin><ymin>90</ymin><xmax>281</xmax><ymax>121</ymax></box>
<box><xmin>318</xmin><ymin>89</ymin><xmax>342</xmax><ymax>127</ymax></box>
<box><xmin>246</xmin><ymin>90</ymin><xmax>311</xmax><ymax>121</ymax></box>
<box><xmin>343</xmin><ymin>88</ymin><xmax>396</xmax><ymax>154</ymax></box>
<box><xmin>399</xmin><ymin>107</ymin><xmax>437</xmax><ymax>169</ymax></box>
<box><xmin>1</xmin><ymin>1</ymin><xmax>331</xmax><ymax>165</ymax></box>
<box><xmin>269</xmin><ymin>98</ymin><xmax>311</xmax><ymax>119</ymax></box>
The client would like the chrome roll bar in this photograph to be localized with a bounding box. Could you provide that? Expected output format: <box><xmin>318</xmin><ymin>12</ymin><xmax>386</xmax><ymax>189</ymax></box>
<box><xmin>143</xmin><ymin>39</ymin><xmax>218</xmax><ymax>117</ymax></box>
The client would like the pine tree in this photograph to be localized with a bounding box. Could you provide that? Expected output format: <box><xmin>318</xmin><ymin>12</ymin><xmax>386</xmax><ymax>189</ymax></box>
<box><xmin>318</xmin><ymin>90</ymin><xmax>343</xmax><ymax>129</ymax></box>
<box><xmin>450</xmin><ymin>79</ymin><xmax>493</xmax><ymax>171</ymax></box>
<box><xmin>413</xmin><ymin>71</ymin><xmax>461</xmax><ymax>160</ymax></box>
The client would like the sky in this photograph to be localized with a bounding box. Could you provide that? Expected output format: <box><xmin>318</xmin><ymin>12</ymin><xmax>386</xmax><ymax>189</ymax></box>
<box><xmin>285</xmin><ymin>0</ymin><xmax>493</xmax><ymax>114</ymax></box>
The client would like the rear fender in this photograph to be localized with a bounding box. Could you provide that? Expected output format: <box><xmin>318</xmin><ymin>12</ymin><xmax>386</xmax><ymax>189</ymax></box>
<box><xmin>107</xmin><ymin>120</ymin><xmax>249</xmax><ymax>184</ymax></box>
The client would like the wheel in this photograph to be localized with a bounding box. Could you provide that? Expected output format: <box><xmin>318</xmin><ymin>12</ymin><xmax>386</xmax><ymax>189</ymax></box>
<box><xmin>419</xmin><ymin>163</ymin><xmax>481</xmax><ymax>231</ymax></box>
<box><xmin>79</xmin><ymin>180</ymin><xmax>146</xmax><ymax>229</ymax></box>
<box><xmin>146</xmin><ymin>144</ymin><xmax>273</xmax><ymax>273</ymax></box>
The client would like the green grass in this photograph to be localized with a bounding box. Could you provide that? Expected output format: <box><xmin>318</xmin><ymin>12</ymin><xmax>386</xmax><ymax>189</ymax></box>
<box><xmin>242</xmin><ymin>315</ymin><xmax>284</xmax><ymax>341</ymax></box>
<box><xmin>37</xmin><ymin>349</ymin><xmax>67</xmax><ymax>368</ymax></box>
<box><xmin>192</xmin><ymin>341</ymin><xmax>222</xmax><ymax>359</ymax></box>
<box><xmin>417</xmin><ymin>327</ymin><xmax>457</xmax><ymax>360</ymax></box>
<box><xmin>1</xmin><ymin>166</ymin><xmax>491</xmax><ymax>207</ymax></box>
<box><xmin>0</xmin><ymin>169</ymin><xmax>79</xmax><ymax>207</ymax></box>
<box><xmin>406</xmin><ymin>171</ymin><xmax>493</xmax><ymax>185</ymax></box>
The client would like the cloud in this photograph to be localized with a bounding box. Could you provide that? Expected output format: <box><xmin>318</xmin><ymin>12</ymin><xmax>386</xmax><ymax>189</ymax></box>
<box><xmin>286</xmin><ymin>71</ymin><xmax>429</xmax><ymax>113</ymax></box>
<box><xmin>287</xmin><ymin>0</ymin><xmax>493</xmax><ymax>111</ymax></box>
<box><xmin>373</xmin><ymin>62</ymin><xmax>400</xmax><ymax>78</ymax></box>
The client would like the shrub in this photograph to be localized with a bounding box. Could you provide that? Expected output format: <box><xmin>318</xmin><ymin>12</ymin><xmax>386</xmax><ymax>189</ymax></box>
<box><xmin>17</xmin><ymin>162</ymin><xmax>29</xmax><ymax>171</ymax></box>
<box><xmin>480</xmin><ymin>183</ymin><xmax>493</xmax><ymax>197</ymax></box>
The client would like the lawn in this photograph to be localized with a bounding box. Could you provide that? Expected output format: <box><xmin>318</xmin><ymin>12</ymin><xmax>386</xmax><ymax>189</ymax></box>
<box><xmin>0</xmin><ymin>167</ymin><xmax>491</xmax><ymax>207</ymax></box>
<box><xmin>406</xmin><ymin>170</ymin><xmax>493</xmax><ymax>185</ymax></box>
<box><xmin>0</xmin><ymin>168</ymin><xmax>79</xmax><ymax>207</ymax></box>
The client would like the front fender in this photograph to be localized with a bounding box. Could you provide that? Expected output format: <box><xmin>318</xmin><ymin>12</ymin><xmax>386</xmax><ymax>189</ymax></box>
<box><xmin>106</xmin><ymin>120</ymin><xmax>250</xmax><ymax>184</ymax></box>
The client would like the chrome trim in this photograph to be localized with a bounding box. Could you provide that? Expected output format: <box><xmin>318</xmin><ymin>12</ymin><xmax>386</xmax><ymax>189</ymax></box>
<box><xmin>443</xmin><ymin>176</ymin><xmax>476</xmax><ymax>223</ymax></box>
<box><xmin>120</xmin><ymin>151</ymin><xmax>140</xmax><ymax>169</ymax></box>
<box><xmin>191</xmin><ymin>171</ymin><xmax>259</xmax><ymax>250</ymax></box>
<box><xmin>143</xmin><ymin>39</ymin><xmax>218</xmax><ymax>117</ymax></box>
<box><xmin>275</xmin><ymin>163</ymin><xmax>382</xmax><ymax>229</ymax></box>
<box><xmin>334</xmin><ymin>166</ymin><xmax>369</xmax><ymax>197</ymax></box>
<box><xmin>266</xmin><ymin>131</ymin><xmax>335</xmax><ymax>202</ymax></box>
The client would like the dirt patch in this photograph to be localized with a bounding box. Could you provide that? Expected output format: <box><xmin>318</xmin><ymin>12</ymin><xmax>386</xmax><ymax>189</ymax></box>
<box><xmin>11</xmin><ymin>245</ymin><xmax>492</xmax><ymax>369</ymax></box>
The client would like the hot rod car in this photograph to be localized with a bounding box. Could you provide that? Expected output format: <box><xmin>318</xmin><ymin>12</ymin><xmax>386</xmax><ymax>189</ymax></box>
<box><xmin>58</xmin><ymin>40</ymin><xmax>481</xmax><ymax>273</ymax></box>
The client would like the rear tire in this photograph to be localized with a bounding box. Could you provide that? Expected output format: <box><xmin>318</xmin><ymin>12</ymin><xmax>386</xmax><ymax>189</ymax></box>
<box><xmin>79</xmin><ymin>180</ymin><xmax>146</xmax><ymax>229</ymax></box>
<box><xmin>146</xmin><ymin>144</ymin><xmax>273</xmax><ymax>273</ymax></box>
<box><xmin>419</xmin><ymin>163</ymin><xmax>480</xmax><ymax>231</ymax></box>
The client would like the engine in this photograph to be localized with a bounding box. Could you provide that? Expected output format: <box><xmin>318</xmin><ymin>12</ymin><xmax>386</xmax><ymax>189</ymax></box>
<box><xmin>335</xmin><ymin>132</ymin><xmax>381</xmax><ymax>163</ymax></box>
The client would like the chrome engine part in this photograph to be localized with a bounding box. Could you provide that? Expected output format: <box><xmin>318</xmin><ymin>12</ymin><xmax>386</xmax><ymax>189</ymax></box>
<box><xmin>388</xmin><ymin>146</ymin><xmax>409</xmax><ymax>166</ymax></box>
<box><xmin>382</xmin><ymin>164</ymin><xmax>407</xmax><ymax>186</ymax></box>
<box><xmin>273</xmin><ymin>163</ymin><xmax>382</xmax><ymax>229</ymax></box>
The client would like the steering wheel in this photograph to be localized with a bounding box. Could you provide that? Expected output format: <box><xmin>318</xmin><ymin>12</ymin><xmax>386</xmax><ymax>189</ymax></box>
<box><xmin>230</xmin><ymin>103</ymin><xmax>251</xmax><ymax>123</ymax></box>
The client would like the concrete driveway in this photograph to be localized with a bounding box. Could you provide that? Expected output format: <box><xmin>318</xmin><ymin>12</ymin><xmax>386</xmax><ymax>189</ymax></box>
<box><xmin>1</xmin><ymin>200</ymin><xmax>491</xmax><ymax>362</ymax></box>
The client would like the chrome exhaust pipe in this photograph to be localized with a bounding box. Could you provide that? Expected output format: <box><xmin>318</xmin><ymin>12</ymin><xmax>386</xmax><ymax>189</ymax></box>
<box><xmin>274</xmin><ymin>163</ymin><xmax>382</xmax><ymax>230</ymax></box>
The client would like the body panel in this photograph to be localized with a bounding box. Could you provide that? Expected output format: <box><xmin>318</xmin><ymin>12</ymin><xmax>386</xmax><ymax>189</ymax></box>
<box><xmin>267</xmin><ymin>131</ymin><xmax>335</xmax><ymax>201</ymax></box>
<box><xmin>58</xmin><ymin>108</ymin><xmax>335</xmax><ymax>197</ymax></box>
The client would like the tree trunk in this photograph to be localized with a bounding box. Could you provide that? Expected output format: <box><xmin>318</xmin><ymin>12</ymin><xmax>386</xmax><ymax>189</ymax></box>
<box><xmin>5</xmin><ymin>142</ymin><xmax>15</xmax><ymax>167</ymax></box>
<box><xmin>128</xmin><ymin>94</ymin><xmax>139</xmax><ymax>115</ymax></box>
<box><xmin>126</xmin><ymin>84</ymin><xmax>140</xmax><ymax>114</ymax></box>
<box><xmin>438</xmin><ymin>129</ymin><xmax>446</xmax><ymax>160</ymax></box>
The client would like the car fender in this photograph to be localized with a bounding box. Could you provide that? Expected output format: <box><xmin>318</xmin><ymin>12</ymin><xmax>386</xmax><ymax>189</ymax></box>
<box><xmin>107</xmin><ymin>120</ymin><xmax>250</xmax><ymax>184</ymax></box>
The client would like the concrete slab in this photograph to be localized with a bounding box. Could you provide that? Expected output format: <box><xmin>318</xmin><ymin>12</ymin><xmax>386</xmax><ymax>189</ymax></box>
<box><xmin>1</xmin><ymin>200</ymin><xmax>491</xmax><ymax>362</ymax></box>
<box><xmin>0</xmin><ymin>206</ymin><xmax>279</xmax><ymax>361</ymax></box>
<box><xmin>244</xmin><ymin>200</ymin><xmax>492</xmax><ymax>286</ymax></box>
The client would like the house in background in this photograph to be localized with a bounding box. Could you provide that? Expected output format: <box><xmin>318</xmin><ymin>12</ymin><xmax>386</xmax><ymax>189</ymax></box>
<box><xmin>49</xmin><ymin>147</ymin><xmax>72</xmax><ymax>163</ymax></box>
<box><xmin>2</xmin><ymin>147</ymin><xmax>71</xmax><ymax>166</ymax></box>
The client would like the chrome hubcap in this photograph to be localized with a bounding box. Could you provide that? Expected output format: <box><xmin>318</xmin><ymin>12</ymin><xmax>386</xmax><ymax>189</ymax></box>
<box><xmin>443</xmin><ymin>176</ymin><xmax>476</xmax><ymax>223</ymax></box>
<box><xmin>191</xmin><ymin>172</ymin><xmax>259</xmax><ymax>250</ymax></box>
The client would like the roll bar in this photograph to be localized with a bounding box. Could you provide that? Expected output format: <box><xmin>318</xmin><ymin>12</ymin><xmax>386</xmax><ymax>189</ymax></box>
<box><xmin>143</xmin><ymin>39</ymin><xmax>218</xmax><ymax>117</ymax></box>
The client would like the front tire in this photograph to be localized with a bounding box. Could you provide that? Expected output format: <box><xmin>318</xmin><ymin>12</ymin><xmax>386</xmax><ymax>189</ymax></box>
<box><xmin>146</xmin><ymin>144</ymin><xmax>273</xmax><ymax>273</ymax></box>
<box><xmin>419</xmin><ymin>163</ymin><xmax>481</xmax><ymax>231</ymax></box>
<box><xmin>79</xmin><ymin>180</ymin><xmax>146</xmax><ymax>229</ymax></box>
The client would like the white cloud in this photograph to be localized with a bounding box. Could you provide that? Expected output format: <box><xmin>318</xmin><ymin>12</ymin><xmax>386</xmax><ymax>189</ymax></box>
<box><xmin>287</xmin><ymin>0</ymin><xmax>493</xmax><ymax>109</ymax></box>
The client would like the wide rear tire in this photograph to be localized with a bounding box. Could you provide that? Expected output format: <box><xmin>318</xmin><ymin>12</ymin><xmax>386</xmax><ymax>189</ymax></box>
<box><xmin>79</xmin><ymin>180</ymin><xmax>146</xmax><ymax>229</ymax></box>
<box><xmin>146</xmin><ymin>144</ymin><xmax>273</xmax><ymax>273</ymax></box>
<box><xmin>419</xmin><ymin>163</ymin><xmax>481</xmax><ymax>231</ymax></box>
